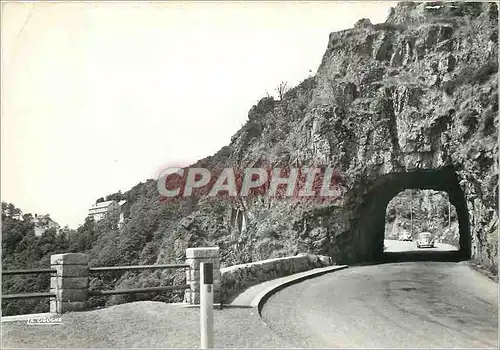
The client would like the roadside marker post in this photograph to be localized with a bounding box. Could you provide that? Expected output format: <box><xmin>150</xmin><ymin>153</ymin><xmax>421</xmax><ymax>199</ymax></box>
<box><xmin>200</xmin><ymin>262</ymin><xmax>214</xmax><ymax>349</ymax></box>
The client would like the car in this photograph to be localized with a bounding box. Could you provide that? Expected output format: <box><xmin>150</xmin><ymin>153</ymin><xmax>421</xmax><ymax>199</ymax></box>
<box><xmin>398</xmin><ymin>233</ymin><xmax>413</xmax><ymax>241</ymax></box>
<box><xmin>416</xmin><ymin>232</ymin><xmax>435</xmax><ymax>248</ymax></box>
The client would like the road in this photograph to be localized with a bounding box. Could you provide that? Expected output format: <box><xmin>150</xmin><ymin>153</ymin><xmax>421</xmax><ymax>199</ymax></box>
<box><xmin>384</xmin><ymin>239</ymin><xmax>458</xmax><ymax>252</ymax></box>
<box><xmin>261</xmin><ymin>258</ymin><xmax>498</xmax><ymax>347</ymax></box>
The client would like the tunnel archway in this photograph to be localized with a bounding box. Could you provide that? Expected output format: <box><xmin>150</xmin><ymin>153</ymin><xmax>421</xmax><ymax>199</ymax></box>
<box><xmin>353</xmin><ymin>165</ymin><xmax>470</xmax><ymax>263</ymax></box>
<box><xmin>384</xmin><ymin>188</ymin><xmax>460</xmax><ymax>251</ymax></box>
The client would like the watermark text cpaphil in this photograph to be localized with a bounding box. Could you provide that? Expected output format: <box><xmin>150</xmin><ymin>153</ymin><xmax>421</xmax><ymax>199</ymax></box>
<box><xmin>157</xmin><ymin>166</ymin><xmax>345</xmax><ymax>203</ymax></box>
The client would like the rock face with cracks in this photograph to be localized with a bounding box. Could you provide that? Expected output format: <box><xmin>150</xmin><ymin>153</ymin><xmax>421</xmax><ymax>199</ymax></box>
<box><xmin>153</xmin><ymin>2</ymin><xmax>498</xmax><ymax>277</ymax></box>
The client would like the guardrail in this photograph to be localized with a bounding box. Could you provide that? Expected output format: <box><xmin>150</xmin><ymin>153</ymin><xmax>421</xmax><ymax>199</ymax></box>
<box><xmin>2</xmin><ymin>247</ymin><xmax>222</xmax><ymax>314</ymax></box>
<box><xmin>88</xmin><ymin>264</ymin><xmax>190</xmax><ymax>296</ymax></box>
<box><xmin>2</xmin><ymin>268</ymin><xmax>57</xmax><ymax>276</ymax></box>
<box><xmin>2</xmin><ymin>292</ymin><xmax>56</xmax><ymax>300</ymax></box>
<box><xmin>89</xmin><ymin>264</ymin><xmax>190</xmax><ymax>272</ymax></box>
<box><xmin>1</xmin><ymin>268</ymin><xmax>57</xmax><ymax>300</ymax></box>
<box><xmin>2</xmin><ymin>264</ymin><xmax>190</xmax><ymax>300</ymax></box>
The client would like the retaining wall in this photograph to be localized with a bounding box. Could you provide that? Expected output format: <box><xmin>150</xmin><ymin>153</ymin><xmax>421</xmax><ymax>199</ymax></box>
<box><xmin>220</xmin><ymin>254</ymin><xmax>334</xmax><ymax>303</ymax></box>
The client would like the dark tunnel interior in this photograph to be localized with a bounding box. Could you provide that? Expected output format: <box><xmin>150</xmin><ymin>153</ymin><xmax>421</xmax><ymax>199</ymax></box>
<box><xmin>353</xmin><ymin>166</ymin><xmax>470</xmax><ymax>263</ymax></box>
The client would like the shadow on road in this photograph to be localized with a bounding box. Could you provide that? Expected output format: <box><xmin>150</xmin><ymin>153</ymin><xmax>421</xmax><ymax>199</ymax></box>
<box><xmin>379</xmin><ymin>250</ymin><xmax>467</xmax><ymax>263</ymax></box>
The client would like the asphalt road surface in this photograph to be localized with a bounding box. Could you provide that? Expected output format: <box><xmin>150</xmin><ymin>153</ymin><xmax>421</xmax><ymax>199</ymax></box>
<box><xmin>261</xmin><ymin>258</ymin><xmax>498</xmax><ymax>348</ymax></box>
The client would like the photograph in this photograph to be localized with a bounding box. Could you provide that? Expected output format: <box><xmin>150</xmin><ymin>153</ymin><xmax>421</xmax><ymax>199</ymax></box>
<box><xmin>1</xmin><ymin>1</ymin><xmax>498</xmax><ymax>348</ymax></box>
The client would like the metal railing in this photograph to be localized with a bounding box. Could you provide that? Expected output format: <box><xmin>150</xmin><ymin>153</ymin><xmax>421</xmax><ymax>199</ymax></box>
<box><xmin>1</xmin><ymin>268</ymin><xmax>57</xmax><ymax>300</ymax></box>
<box><xmin>2</xmin><ymin>264</ymin><xmax>191</xmax><ymax>300</ymax></box>
<box><xmin>88</xmin><ymin>263</ymin><xmax>190</xmax><ymax>296</ymax></box>
<box><xmin>89</xmin><ymin>264</ymin><xmax>189</xmax><ymax>273</ymax></box>
<box><xmin>2</xmin><ymin>268</ymin><xmax>57</xmax><ymax>276</ymax></box>
<box><xmin>2</xmin><ymin>292</ymin><xmax>56</xmax><ymax>300</ymax></box>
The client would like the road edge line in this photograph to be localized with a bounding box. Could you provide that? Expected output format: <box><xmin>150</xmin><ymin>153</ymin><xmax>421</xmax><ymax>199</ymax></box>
<box><xmin>256</xmin><ymin>265</ymin><xmax>349</xmax><ymax>316</ymax></box>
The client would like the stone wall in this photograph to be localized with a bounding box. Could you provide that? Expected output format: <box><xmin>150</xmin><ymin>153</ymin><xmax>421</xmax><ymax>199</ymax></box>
<box><xmin>220</xmin><ymin>254</ymin><xmax>333</xmax><ymax>303</ymax></box>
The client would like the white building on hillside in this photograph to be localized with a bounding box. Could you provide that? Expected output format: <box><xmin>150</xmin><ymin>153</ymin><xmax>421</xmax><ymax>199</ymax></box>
<box><xmin>88</xmin><ymin>200</ymin><xmax>126</xmax><ymax>222</ymax></box>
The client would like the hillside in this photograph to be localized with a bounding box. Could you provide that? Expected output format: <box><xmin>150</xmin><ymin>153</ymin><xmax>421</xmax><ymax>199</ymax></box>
<box><xmin>2</xmin><ymin>203</ymin><xmax>75</xmax><ymax>315</ymax></box>
<box><xmin>3</xmin><ymin>1</ymin><xmax>498</xmax><ymax>313</ymax></box>
<box><xmin>156</xmin><ymin>1</ymin><xmax>496</xmax><ymax>267</ymax></box>
<box><xmin>99</xmin><ymin>1</ymin><xmax>497</xmax><ymax>303</ymax></box>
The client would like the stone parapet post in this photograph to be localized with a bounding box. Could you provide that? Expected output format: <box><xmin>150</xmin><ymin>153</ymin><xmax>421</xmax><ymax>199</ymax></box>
<box><xmin>50</xmin><ymin>253</ymin><xmax>89</xmax><ymax>314</ymax></box>
<box><xmin>184</xmin><ymin>247</ymin><xmax>221</xmax><ymax>304</ymax></box>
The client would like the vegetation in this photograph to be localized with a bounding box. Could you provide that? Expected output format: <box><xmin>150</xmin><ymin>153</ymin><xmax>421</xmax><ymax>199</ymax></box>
<box><xmin>2</xmin><ymin>203</ymin><xmax>76</xmax><ymax>315</ymax></box>
<box><xmin>1</xmin><ymin>184</ymin><xmax>182</xmax><ymax>315</ymax></box>
<box><xmin>2</xmin><ymin>1</ymin><xmax>497</xmax><ymax>315</ymax></box>
<box><xmin>275</xmin><ymin>80</ymin><xmax>290</xmax><ymax>100</ymax></box>
<box><xmin>384</xmin><ymin>189</ymin><xmax>459</xmax><ymax>246</ymax></box>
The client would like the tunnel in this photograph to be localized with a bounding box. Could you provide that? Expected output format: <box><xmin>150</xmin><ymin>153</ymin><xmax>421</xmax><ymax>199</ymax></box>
<box><xmin>352</xmin><ymin>165</ymin><xmax>470</xmax><ymax>263</ymax></box>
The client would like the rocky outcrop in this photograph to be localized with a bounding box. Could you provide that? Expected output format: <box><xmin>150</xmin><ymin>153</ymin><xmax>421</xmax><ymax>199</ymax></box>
<box><xmin>154</xmin><ymin>2</ymin><xmax>497</xmax><ymax>276</ymax></box>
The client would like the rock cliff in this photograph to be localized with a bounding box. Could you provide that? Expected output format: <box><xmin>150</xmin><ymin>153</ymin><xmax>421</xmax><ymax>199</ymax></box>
<box><xmin>157</xmin><ymin>1</ymin><xmax>497</xmax><ymax>274</ymax></box>
<box><xmin>5</xmin><ymin>2</ymin><xmax>497</xmax><ymax>314</ymax></box>
<box><xmin>133</xmin><ymin>2</ymin><xmax>497</xmax><ymax>285</ymax></box>
<box><xmin>85</xmin><ymin>2</ymin><xmax>498</xmax><ymax>308</ymax></box>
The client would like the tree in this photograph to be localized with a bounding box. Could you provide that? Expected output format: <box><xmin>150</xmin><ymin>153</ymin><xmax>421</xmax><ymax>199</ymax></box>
<box><xmin>3</xmin><ymin>203</ymin><xmax>22</xmax><ymax>218</ymax></box>
<box><xmin>275</xmin><ymin>81</ymin><xmax>289</xmax><ymax>100</ymax></box>
<box><xmin>39</xmin><ymin>228</ymin><xmax>58</xmax><ymax>256</ymax></box>
<box><xmin>22</xmin><ymin>213</ymin><xmax>33</xmax><ymax>223</ymax></box>
<box><xmin>2</xmin><ymin>202</ymin><xmax>8</xmax><ymax>217</ymax></box>
<box><xmin>106</xmin><ymin>191</ymin><xmax>124</xmax><ymax>202</ymax></box>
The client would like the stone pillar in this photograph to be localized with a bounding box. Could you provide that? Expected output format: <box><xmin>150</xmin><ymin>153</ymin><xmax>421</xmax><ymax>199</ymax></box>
<box><xmin>50</xmin><ymin>253</ymin><xmax>89</xmax><ymax>314</ymax></box>
<box><xmin>184</xmin><ymin>247</ymin><xmax>221</xmax><ymax>305</ymax></box>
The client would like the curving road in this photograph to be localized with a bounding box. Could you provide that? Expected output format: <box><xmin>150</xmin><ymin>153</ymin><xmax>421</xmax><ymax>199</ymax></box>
<box><xmin>261</xmin><ymin>259</ymin><xmax>498</xmax><ymax>348</ymax></box>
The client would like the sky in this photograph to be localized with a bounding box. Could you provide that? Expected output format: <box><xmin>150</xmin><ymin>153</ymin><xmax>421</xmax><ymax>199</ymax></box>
<box><xmin>1</xmin><ymin>1</ymin><xmax>395</xmax><ymax>229</ymax></box>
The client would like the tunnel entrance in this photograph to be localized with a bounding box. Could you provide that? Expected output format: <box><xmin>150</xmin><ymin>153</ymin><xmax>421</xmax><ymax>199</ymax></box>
<box><xmin>383</xmin><ymin>189</ymin><xmax>459</xmax><ymax>254</ymax></box>
<box><xmin>353</xmin><ymin>166</ymin><xmax>470</xmax><ymax>263</ymax></box>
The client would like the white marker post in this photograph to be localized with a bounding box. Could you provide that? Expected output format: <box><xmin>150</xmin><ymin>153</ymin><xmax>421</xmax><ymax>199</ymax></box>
<box><xmin>200</xmin><ymin>262</ymin><xmax>214</xmax><ymax>349</ymax></box>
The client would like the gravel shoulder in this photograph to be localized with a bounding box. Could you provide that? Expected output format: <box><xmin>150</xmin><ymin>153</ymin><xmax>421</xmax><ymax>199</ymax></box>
<box><xmin>2</xmin><ymin>301</ymin><xmax>292</xmax><ymax>348</ymax></box>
